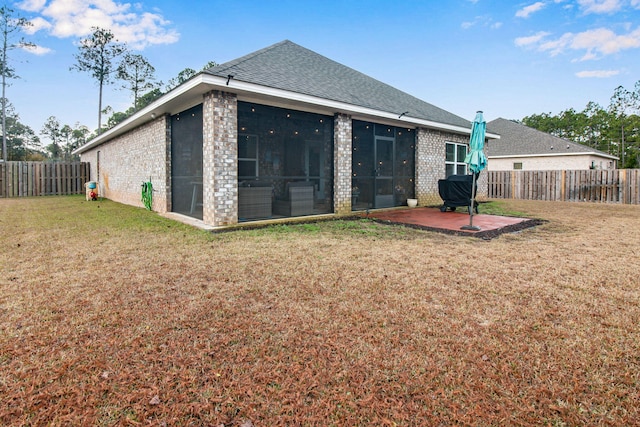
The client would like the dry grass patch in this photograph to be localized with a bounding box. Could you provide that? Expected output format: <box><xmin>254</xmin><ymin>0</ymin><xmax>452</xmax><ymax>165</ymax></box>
<box><xmin>1</xmin><ymin>196</ymin><xmax>639</xmax><ymax>426</ymax></box>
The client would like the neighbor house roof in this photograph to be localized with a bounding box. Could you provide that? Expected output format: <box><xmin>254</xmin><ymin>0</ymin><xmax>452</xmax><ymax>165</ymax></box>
<box><xmin>204</xmin><ymin>40</ymin><xmax>474</xmax><ymax>130</ymax></box>
<box><xmin>486</xmin><ymin>118</ymin><xmax>617</xmax><ymax>160</ymax></box>
<box><xmin>75</xmin><ymin>40</ymin><xmax>497</xmax><ymax>155</ymax></box>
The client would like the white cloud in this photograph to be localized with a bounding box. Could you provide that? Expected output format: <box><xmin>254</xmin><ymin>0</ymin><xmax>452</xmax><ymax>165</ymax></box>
<box><xmin>24</xmin><ymin>16</ymin><xmax>52</xmax><ymax>34</ymax></box>
<box><xmin>516</xmin><ymin>2</ymin><xmax>547</xmax><ymax>18</ymax></box>
<box><xmin>461</xmin><ymin>14</ymin><xmax>501</xmax><ymax>30</ymax></box>
<box><xmin>577</xmin><ymin>0</ymin><xmax>623</xmax><ymax>14</ymax></box>
<box><xmin>632</xmin><ymin>0</ymin><xmax>640</xmax><ymax>8</ymax></box>
<box><xmin>516</xmin><ymin>26</ymin><xmax>640</xmax><ymax>59</ymax></box>
<box><xmin>16</xmin><ymin>0</ymin><xmax>179</xmax><ymax>49</ymax></box>
<box><xmin>514</xmin><ymin>31</ymin><xmax>551</xmax><ymax>47</ymax></box>
<box><xmin>15</xmin><ymin>0</ymin><xmax>47</xmax><ymax>12</ymax></box>
<box><xmin>575</xmin><ymin>69</ymin><xmax>620</xmax><ymax>77</ymax></box>
<box><xmin>539</xmin><ymin>33</ymin><xmax>574</xmax><ymax>56</ymax></box>
<box><xmin>22</xmin><ymin>43</ymin><xmax>52</xmax><ymax>55</ymax></box>
<box><xmin>576</xmin><ymin>50</ymin><xmax>598</xmax><ymax>60</ymax></box>
<box><xmin>114</xmin><ymin>12</ymin><xmax>180</xmax><ymax>48</ymax></box>
<box><xmin>572</xmin><ymin>27</ymin><xmax>640</xmax><ymax>56</ymax></box>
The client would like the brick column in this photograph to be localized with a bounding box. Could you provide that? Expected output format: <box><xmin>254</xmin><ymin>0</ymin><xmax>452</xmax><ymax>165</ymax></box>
<box><xmin>203</xmin><ymin>90</ymin><xmax>238</xmax><ymax>226</ymax></box>
<box><xmin>476</xmin><ymin>170</ymin><xmax>488</xmax><ymax>201</ymax></box>
<box><xmin>415</xmin><ymin>128</ymin><xmax>442</xmax><ymax>205</ymax></box>
<box><xmin>333</xmin><ymin>113</ymin><xmax>352</xmax><ymax>214</ymax></box>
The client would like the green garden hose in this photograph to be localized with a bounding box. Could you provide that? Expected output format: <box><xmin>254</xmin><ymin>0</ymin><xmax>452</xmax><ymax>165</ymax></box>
<box><xmin>141</xmin><ymin>181</ymin><xmax>153</xmax><ymax>210</ymax></box>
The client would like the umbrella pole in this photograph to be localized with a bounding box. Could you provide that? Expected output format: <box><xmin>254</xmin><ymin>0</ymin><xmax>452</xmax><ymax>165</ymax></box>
<box><xmin>461</xmin><ymin>172</ymin><xmax>481</xmax><ymax>231</ymax></box>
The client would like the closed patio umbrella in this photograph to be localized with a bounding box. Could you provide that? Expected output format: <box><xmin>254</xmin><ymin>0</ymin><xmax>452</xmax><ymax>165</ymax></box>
<box><xmin>461</xmin><ymin>111</ymin><xmax>487</xmax><ymax>231</ymax></box>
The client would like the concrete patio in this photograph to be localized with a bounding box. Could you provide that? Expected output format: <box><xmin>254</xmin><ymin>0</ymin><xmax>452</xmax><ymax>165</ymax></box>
<box><xmin>364</xmin><ymin>206</ymin><xmax>543</xmax><ymax>239</ymax></box>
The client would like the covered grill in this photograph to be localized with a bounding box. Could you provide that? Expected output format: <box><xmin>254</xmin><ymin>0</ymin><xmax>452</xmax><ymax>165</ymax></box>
<box><xmin>438</xmin><ymin>174</ymin><xmax>478</xmax><ymax>214</ymax></box>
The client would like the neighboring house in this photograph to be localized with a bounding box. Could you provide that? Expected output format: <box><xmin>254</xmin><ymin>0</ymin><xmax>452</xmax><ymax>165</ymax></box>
<box><xmin>74</xmin><ymin>40</ymin><xmax>498</xmax><ymax>227</ymax></box>
<box><xmin>486</xmin><ymin>118</ymin><xmax>618</xmax><ymax>171</ymax></box>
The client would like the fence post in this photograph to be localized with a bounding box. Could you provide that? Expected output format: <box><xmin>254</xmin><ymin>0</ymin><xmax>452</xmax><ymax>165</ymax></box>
<box><xmin>0</xmin><ymin>162</ymin><xmax>4</xmax><ymax>198</ymax></box>
<box><xmin>620</xmin><ymin>169</ymin><xmax>626</xmax><ymax>204</ymax></box>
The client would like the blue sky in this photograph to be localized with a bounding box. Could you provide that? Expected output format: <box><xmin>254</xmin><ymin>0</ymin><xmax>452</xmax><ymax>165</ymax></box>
<box><xmin>8</xmin><ymin>0</ymin><xmax>640</xmax><ymax>141</ymax></box>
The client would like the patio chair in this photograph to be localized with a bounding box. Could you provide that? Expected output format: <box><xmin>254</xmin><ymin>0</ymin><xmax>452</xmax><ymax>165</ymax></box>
<box><xmin>273</xmin><ymin>181</ymin><xmax>315</xmax><ymax>216</ymax></box>
<box><xmin>238</xmin><ymin>181</ymin><xmax>273</xmax><ymax>220</ymax></box>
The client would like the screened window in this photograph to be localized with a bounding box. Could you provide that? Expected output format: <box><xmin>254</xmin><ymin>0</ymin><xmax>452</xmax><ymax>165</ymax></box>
<box><xmin>445</xmin><ymin>142</ymin><xmax>467</xmax><ymax>177</ymax></box>
<box><xmin>237</xmin><ymin>102</ymin><xmax>334</xmax><ymax>220</ymax></box>
<box><xmin>171</xmin><ymin>104</ymin><xmax>203</xmax><ymax>219</ymax></box>
<box><xmin>513</xmin><ymin>162</ymin><xmax>523</xmax><ymax>170</ymax></box>
<box><xmin>238</xmin><ymin>134</ymin><xmax>258</xmax><ymax>179</ymax></box>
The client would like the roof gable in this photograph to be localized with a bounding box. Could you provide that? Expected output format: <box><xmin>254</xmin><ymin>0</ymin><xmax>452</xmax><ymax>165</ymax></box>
<box><xmin>486</xmin><ymin>118</ymin><xmax>616</xmax><ymax>159</ymax></box>
<box><xmin>205</xmin><ymin>40</ymin><xmax>471</xmax><ymax>129</ymax></box>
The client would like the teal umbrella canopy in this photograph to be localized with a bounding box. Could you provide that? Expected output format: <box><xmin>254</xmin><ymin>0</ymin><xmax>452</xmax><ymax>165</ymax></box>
<box><xmin>464</xmin><ymin>111</ymin><xmax>487</xmax><ymax>173</ymax></box>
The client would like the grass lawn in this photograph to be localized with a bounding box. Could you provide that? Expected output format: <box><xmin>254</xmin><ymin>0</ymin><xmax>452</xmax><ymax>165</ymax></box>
<box><xmin>1</xmin><ymin>196</ymin><xmax>639</xmax><ymax>426</ymax></box>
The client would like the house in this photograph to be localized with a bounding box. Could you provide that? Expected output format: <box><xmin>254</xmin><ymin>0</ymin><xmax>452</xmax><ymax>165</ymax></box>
<box><xmin>74</xmin><ymin>40</ymin><xmax>498</xmax><ymax>227</ymax></box>
<box><xmin>486</xmin><ymin>118</ymin><xmax>618</xmax><ymax>171</ymax></box>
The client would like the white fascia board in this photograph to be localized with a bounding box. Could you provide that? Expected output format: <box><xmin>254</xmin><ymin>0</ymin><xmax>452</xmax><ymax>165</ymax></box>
<box><xmin>489</xmin><ymin>152</ymin><xmax>618</xmax><ymax>160</ymax></box>
<box><xmin>73</xmin><ymin>75</ymin><xmax>209</xmax><ymax>154</ymax></box>
<box><xmin>74</xmin><ymin>72</ymin><xmax>499</xmax><ymax>154</ymax></box>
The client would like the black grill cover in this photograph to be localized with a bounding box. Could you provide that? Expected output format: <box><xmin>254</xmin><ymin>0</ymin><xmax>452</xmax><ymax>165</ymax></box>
<box><xmin>438</xmin><ymin>174</ymin><xmax>476</xmax><ymax>209</ymax></box>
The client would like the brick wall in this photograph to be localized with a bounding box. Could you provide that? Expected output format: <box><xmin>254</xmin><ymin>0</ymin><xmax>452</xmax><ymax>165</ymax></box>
<box><xmin>80</xmin><ymin>116</ymin><xmax>170</xmax><ymax>211</ymax></box>
<box><xmin>80</xmin><ymin>102</ymin><xmax>485</xmax><ymax>222</ymax></box>
<box><xmin>415</xmin><ymin>128</ymin><xmax>485</xmax><ymax>205</ymax></box>
<box><xmin>203</xmin><ymin>90</ymin><xmax>238</xmax><ymax>226</ymax></box>
<box><xmin>333</xmin><ymin>113</ymin><xmax>352</xmax><ymax>214</ymax></box>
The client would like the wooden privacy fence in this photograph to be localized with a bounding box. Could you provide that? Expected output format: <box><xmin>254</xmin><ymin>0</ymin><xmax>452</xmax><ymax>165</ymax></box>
<box><xmin>0</xmin><ymin>161</ymin><xmax>90</xmax><ymax>198</ymax></box>
<box><xmin>487</xmin><ymin>169</ymin><xmax>640</xmax><ymax>205</ymax></box>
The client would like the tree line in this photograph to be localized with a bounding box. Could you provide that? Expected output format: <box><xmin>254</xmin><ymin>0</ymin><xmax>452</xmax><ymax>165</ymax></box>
<box><xmin>521</xmin><ymin>82</ymin><xmax>640</xmax><ymax>168</ymax></box>
<box><xmin>0</xmin><ymin>6</ymin><xmax>215</xmax><ymax>162</ymax></box>
<box><xmin>2</xmin><ymin>6</ymin><xmax>639</xmax><ymax>168</ymax></box>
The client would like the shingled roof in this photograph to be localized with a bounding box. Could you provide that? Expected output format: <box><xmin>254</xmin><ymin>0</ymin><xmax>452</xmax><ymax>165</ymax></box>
<box><xmin>486</xmin><ymin>118</ymin><xmax>615</xmax><ymax>158</ymax></box>
<box><xmin>75</xmin><ymin>40</ymin><xmax>488</xmax><ymax>155</ymax></box>
<box><xmin>204</xmin><ymin>40</ymin><xmax>471</xmax><ymax>129</ymax></box>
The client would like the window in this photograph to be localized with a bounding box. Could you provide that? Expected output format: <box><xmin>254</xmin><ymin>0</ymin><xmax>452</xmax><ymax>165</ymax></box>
<box><xmin>171</xmin><ymin>104</ymin><xmax>203</xmax><ymax>219</ymax></box>
<box><xmin>445</xmin><ymin>142</ymin><xmax>467</xmax><ymax>177</ymax></box>
<box><xmin>513</xmin><ymin>162</ymin><xmax>523</xmax><ymax>170</ymax></box>
<box><xmin>238</xmin><ymin>134</ymin><xmax>258</xmax><ymax>179</ymax></box>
